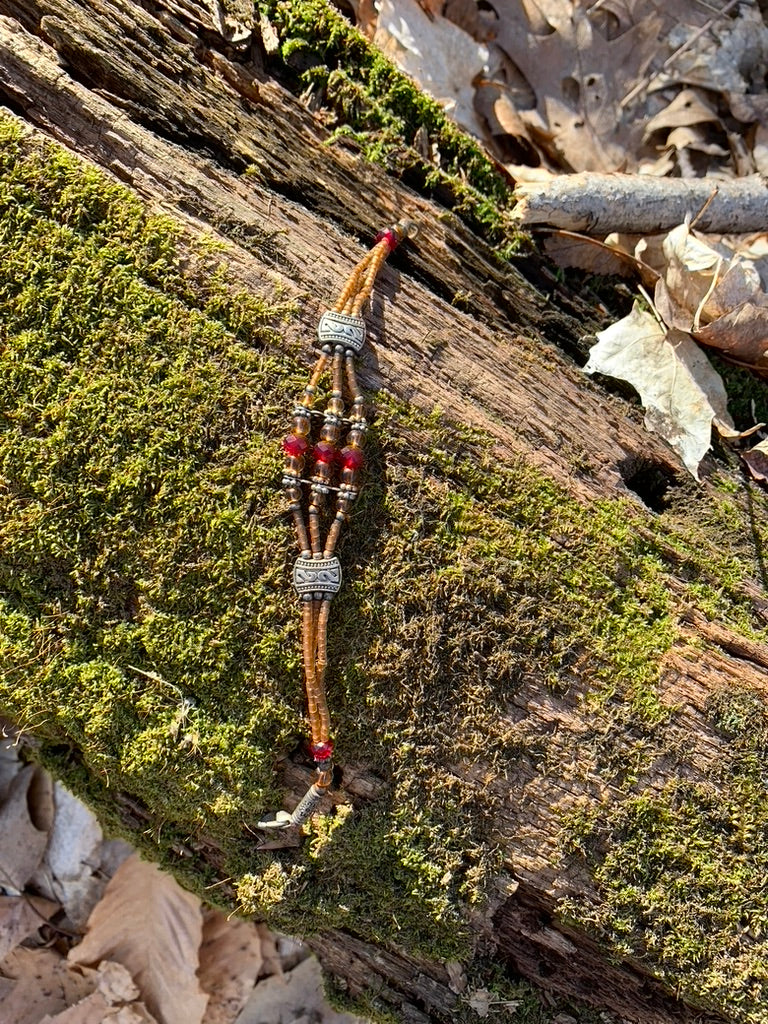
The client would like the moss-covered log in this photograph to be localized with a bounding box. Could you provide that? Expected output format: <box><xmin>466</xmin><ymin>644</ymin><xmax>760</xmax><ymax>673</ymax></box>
<box><xmin>2</xmin><ymin>1</ymin><xmax>768</xmax><ymax>1022</ymax></box>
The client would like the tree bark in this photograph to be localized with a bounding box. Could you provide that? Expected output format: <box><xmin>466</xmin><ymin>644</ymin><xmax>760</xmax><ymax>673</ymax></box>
<box><xmin>1</xmin><ymin>2</ymin><xmax>767</xmax><ymax>1023</ymax></box>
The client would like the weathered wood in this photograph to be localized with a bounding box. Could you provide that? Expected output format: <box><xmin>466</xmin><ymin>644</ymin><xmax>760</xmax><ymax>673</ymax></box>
<box><xmin>513</xmin><ymin>172</ymin><xmax>768</xmax><ymax>235</ymax></box>
<box><xmin>1</xmin><ymin>2</ymin><xmax>767</xmax><ymax>1022</ymax></box>
<box><xmin>0</xmin><ymin>0</ymin><xmax>683</xmax><ymax>508</ymax></box>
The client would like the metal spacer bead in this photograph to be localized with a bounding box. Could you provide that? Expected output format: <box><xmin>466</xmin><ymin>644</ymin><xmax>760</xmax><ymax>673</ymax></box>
<box><xmin>318</xmin><ymin>311</ymin><xmax>366</xmax><ymax>354</ymax></box>
<box><xmin>293</xmin><ymin>555</ymin><xmax>342</xmax><ymax>596</ymax></box>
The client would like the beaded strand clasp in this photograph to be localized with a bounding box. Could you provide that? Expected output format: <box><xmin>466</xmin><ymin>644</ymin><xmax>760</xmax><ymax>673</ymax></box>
<box><xmin>258</xmin><ymin>219</ymin><xmax>416</xmax><ymax>829</ymax></box>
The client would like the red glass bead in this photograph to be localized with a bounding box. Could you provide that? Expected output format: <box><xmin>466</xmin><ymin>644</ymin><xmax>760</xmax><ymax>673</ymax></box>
<box><xmin>283</xmin><ymin>434</ymin><xmax>308</xmax><ymax>457</ymax></box>
<box><xmin>374</xmin><ymin>227</ymin><xmax>399</xmax><ymax>252</ymax></box>
<box><xmin>313</xmin><ymin>441</ymin><xmax>337</xmax><ymax>464</ymax></box>
<box><xmin>310</xmin><ymin>740</ymin><xmax>334</xmax><ymax>762</ymax></box>
<box><xmin>340</xmin><ymin>445</ymin><xmax>365</xmax><ymax>470</ymax></box>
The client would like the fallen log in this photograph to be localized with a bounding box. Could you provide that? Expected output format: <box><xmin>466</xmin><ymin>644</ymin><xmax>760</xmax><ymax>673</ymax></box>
<box><xmin>0</xmin><ymin>1</ymin><xmax>767</xmax><ymax>1022</ymax></box>
<box><xmin>513</xmin><ymin>171</ymin><xmax>768</xmax><ymax>235</ymax></box>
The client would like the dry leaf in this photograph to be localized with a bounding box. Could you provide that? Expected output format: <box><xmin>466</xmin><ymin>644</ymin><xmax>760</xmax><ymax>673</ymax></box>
<box><xmin>697</xmin><ymin>260</ymin><xmax>765</xmax><ymax>322</ymax></box>
<box><xmin>0</xmin><ymin>894</ymin><xmax>59</xmax><ymax>960</ymax></box>
<box><xmin>356</xmin><ymin>0</ymin><xmax>768</xmax><ymax>178</ymax></box>
<box><xmin>30</xmin><ymin>782</ymin><xmax>104</xmax><ymax>927</ymax></box>
<box><xmin>89</xmin><ymin>959</ymin><xmax>142</xmax><ymax>1003</ymax></box>
<box><xmin>442</xmin><ymin>0</ymin><xmax>497</xmax><ymax>41</ymax></box>
<box><xmin>642</xmin><ymin>88</ymin><xmax>720</xmax><ymax>140</ymax></box>
<box><xmin>69</xmin><ymin>854</ymin><xmax>208</xmax><ymax>1024</ymax></box>
<box><xmin>198</xmin><ymin>908</ymin><xmax>264</xmax><ymax>1024</ymax></box>
<box><xmin>0</xmin><ymin>763</ymin><xmax>54</xmax><ymax>892</ymax></box>
<box><xmin>39</xmin><ymin>999</ymin><xmax>154</xmax><ymax>1024</ymax></box>
<box><xmin>657</xmin><ymin>223</ymin><xmax>726</xmax><ymax>329</ymax></box>
<box><xmin>38</xmin><ymin>962</ymin><xmax>159</xmax><ymax>1024</ymax></box>
<box><xmin>584</xmin><ymin>302</ymin><xmax>734</xmax><ymax>478</ymax></box>
<box><xmin>234</xmin><ymin>955</ymin><xmax>360</xmax><ymax>1024</ymax></box>
<box><xmin>694</xmin><ymin>304</ymin><xmax>768</xmax><ymax>372</ymax></box>
<box><xmin>467</xmin><ymin>987</ymin><xmax>492</xmax><ymax>1017</ymax></box>
<box><xmin>487</xmin><ymin>0</ymin><xmax>661</xmax><ymax>172</ymax></box>
<box><xmin>543</xmin><ymin>230</ymin><xmax>658</xmax><ymax>285</ymax></box>
<box><xmin>0</xmin><ymin>948</ymin><xmax>94</xmax><ymax>1024</ymax></box>
<box><xmin>373</xmin><ymin>0</ymin><xmax>489</xmax><ymax>136</ymax></box>
<box><xmin>743</xmin><ymin>438</ymin><xmax>768</xmax><ymax>482</ymax></box>
<box><xmin>604</xmin><ymin>232</ymin><xmax>668</xmax><ymax>276</ymax></box>
<box><xmin>718</xmin><ymin>233</ymin><xmax>768</xmax><ymax>292</ymax></box>
<box><xmin>665</xmin><ymin>126</ymin><xmax>729</xmax><ymax>159</ymax></box>
<box><xmin>663</xmin><ymin>5</ymin><xmax>768</xmax><ymax>98</ymax></box>
<box><xmin>414</xmin><ymin>0</ymin><xmax>442</xmax><ymax>17</ymax></box>
<box><xmin>754</xmin><ymin>122</ymin><xmax>768</xmax><ymax>175</ymax></box>
<box><xmin>653</xmin><ymin>224</ymin><xmax>768</xmax><ymax>371</ymax></box>
<box><xmin>445</xmin><ymin>958</ymin><xmax>467</xmax><ymax>993</ymax></box>
<box><xmin>655</xmin><ymin>245</ymin><xmax>718</xmax><ymax>333</ymax></box>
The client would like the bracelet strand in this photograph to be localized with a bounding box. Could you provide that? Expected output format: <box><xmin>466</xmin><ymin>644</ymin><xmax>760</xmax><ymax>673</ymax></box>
<box><xmin>258</xmin><ymin>219</ymin><xmax>417</xmax><ymax>829</ymax></box>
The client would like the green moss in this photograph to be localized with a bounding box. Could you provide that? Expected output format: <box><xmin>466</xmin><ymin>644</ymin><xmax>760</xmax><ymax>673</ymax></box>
<box><xmin>258</xmin><ymin>0</ymin><xmax>523</xmax><ymax>254</ymax></box>
<box><xmin>709</xmin><ymin>354</ymin><xmax>768</xmax><ymax>432</ymax></box>
<box><xmin>5</xmin><ymin>112</ymin><xmax>768</xmax><ymax>1020</ymax></box>
<box><xmin>561</xmin><ymin>773</ymin><xmax>768</xmax><ymax>1023</ymax></box>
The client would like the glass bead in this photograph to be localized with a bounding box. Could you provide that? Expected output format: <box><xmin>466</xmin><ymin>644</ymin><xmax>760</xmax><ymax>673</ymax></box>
<box><xmin>310</xmin><ymin>740</ymin><xmax>334</xmax><ymax>762</ymax></box>
<box><xmin>375</xmin><ymin>227</ymin><xmax>399</xmax><ymax>251</ymax></box>
<box><xmin>340</xmin><ymin>446</ymin><xmax>365</xmax><ymax>470</ymax></box>
<box><xmin>314</xmin><ymin>441</ymin><xmax>337</xmax><ymax>464</ymax></box>
<box><xmin>321</xmin><ymin>422</ymin><xmax>341</xmax><ymax>444</ymax></box>
<box><xmin>283</xmin><ymin>434</ymin><xmax>309</xmax><ymax>457</ymax></box>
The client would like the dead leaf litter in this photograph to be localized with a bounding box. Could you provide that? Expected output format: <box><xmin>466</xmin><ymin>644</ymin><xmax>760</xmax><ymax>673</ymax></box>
<box><xmin>0</xmin><ymin>735</ymin><xmax>367</xmax><ymax>1024</ymax></box>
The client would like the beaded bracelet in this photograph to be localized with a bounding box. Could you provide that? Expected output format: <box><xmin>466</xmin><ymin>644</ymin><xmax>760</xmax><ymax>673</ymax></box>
<box><xmin>258</xmin><ymin>219</ymin><xmax>417</xmax><ymax>830</ymax></box>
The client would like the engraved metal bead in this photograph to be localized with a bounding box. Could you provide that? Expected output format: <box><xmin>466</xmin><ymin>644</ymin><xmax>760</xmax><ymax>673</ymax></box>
<box><xmin>293</xmin><ymin>555</ymin><xmax>342</xmax><ymax>596</ymax></box>
<box><xmin>318</xmin><ymin>311</ymin><xmax>367</xmax><ymax>354</ymax></box>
